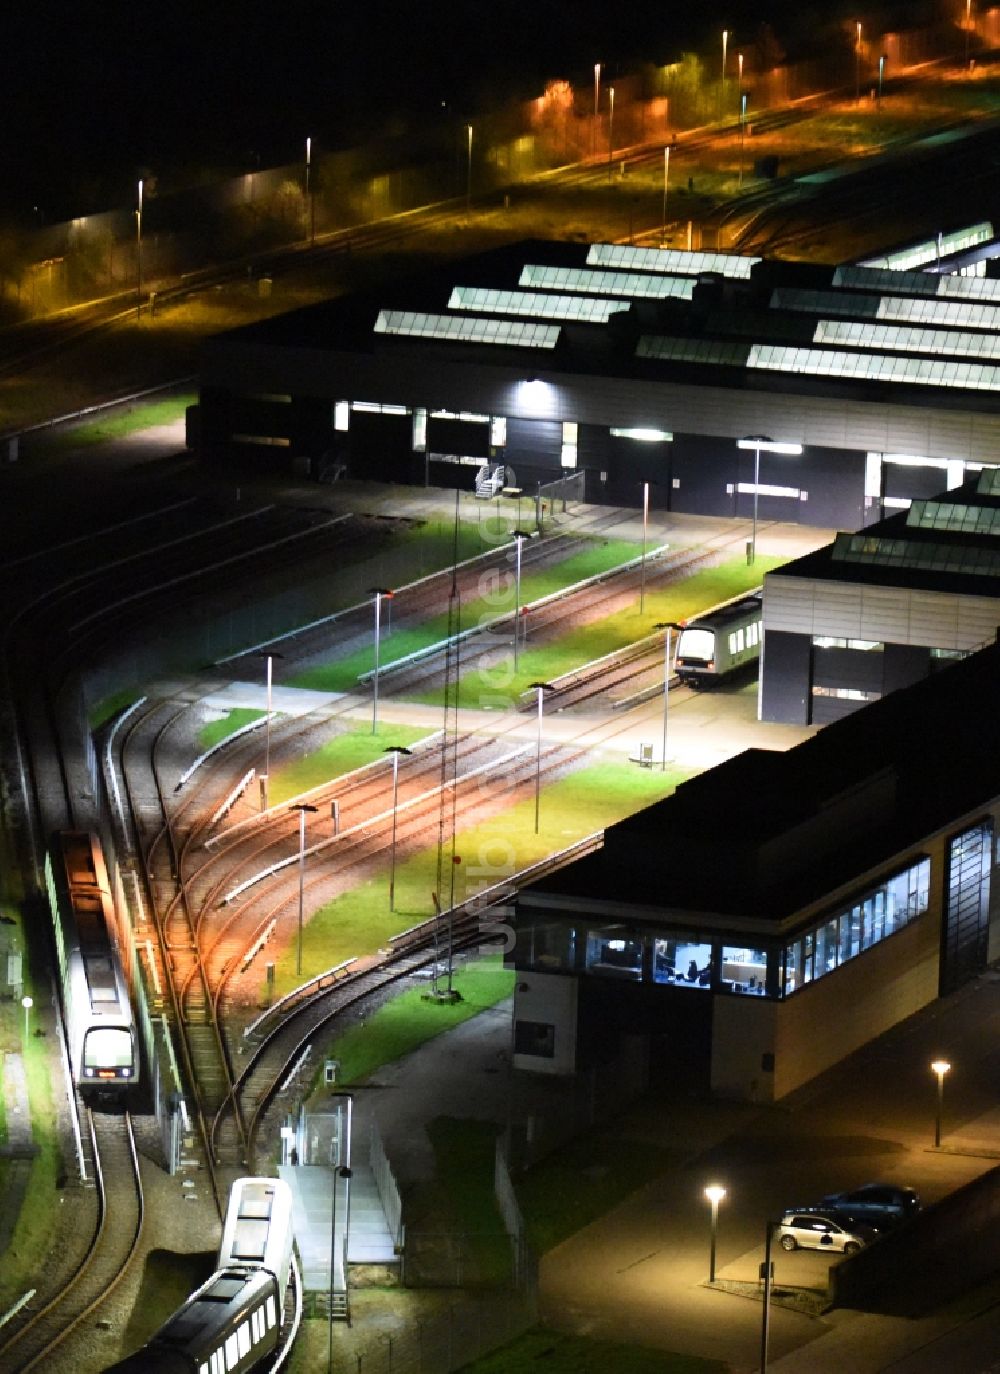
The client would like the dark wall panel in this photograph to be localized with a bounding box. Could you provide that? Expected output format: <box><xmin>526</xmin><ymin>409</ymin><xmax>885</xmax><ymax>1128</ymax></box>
<box><xmin>883</xmin><ymin>463</ymin><xmax>953</xmax><ymax>504</ymax></box>
<box><xmin>427</xmin><ymin>417</ymin><xmax>489</xmax><ymax>459</ymax></box>
<box><xmin>348</xmin><ymin>412</ymin><xmax>412</xmax><ymax>483</ymax></box>
<box><xmin>760</xmin><ymin>629</ymin><xmax>811</xmax><ymax>725</ymax></box>
<box><xmin>670</xmin><ymin>439</ymin><xmax>864</xmax><ymax>528</ymax></box>
<box><xmin>812</xmin><ymin>646</ymin><xmax>885</xmax><ymax>692</ymax></box>
<box><xmin>883</xmin><ymin>643</ymin><xmax>932</xmax><ymax>695</ymax></box>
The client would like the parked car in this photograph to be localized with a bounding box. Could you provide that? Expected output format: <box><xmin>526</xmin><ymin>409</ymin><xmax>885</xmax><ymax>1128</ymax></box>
<box><xmin>778</xmin><ymin>1212</ymin><xmax>873</xmax><ymax>1255</ymax></box>
<box><xmin>819</xmin><ymin>1184</ymin><xmax>921</xmax><ymax>1221</ymax></box>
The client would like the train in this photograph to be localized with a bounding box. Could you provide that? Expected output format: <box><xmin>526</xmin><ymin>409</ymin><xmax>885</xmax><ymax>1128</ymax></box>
<box><xmin>674</xmin><ymin>594</ymin><xmax>763</xmax><ymax>686</ymax></box>
<box><xmin>105</xmin><ymin>1177</ymin><xmax>295</xmax><ymax>1374</ymax></box>
<box><xmin>44</xmin><ymin>830</ymin><xmax>138</xmax><ymax>1096</ymax></box>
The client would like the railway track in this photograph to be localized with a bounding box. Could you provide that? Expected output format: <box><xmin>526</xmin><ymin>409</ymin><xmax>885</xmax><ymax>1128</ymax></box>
<box><xmin>0</xmin><ymin>1110</ymin><xmax>143</xmax><ymax>1373</ymax></box>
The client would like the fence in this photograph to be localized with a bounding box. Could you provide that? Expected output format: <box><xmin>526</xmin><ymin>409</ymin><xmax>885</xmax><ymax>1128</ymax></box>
<box><xmin>370</xmin><ymin>1121</ymin><xmax>403</xmax><ymax>1250</ymax></box>
<box><xmin>400</xmin><ymin>1231</ymin><xmax>518</xmax><ymax>1290</ymax></box>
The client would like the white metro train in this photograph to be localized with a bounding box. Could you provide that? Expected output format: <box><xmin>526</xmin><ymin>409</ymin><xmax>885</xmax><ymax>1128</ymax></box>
<box><xmin>105</xmin><ymin>1177</ymin><xmax>295</xmax><ymax>1374</ymax></box>
<box><xmin>674</xmin><ymin>594</ymin><xmax>763</xmax><ymax>686</ymax></box>
<box><xmin>45</xmin><ymin>830</ymin><xmax>138</xmax><ymax>1095</ymax></box>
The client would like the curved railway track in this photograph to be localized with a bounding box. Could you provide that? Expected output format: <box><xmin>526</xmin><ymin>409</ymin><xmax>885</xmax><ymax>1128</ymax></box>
<box><xmin>0</xmin><ymin>1110</ymin><xmax>143</xmax><ymax>1373</ymax></box>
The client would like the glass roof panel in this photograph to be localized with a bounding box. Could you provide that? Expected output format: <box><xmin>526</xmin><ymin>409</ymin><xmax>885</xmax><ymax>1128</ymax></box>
<box><xmin>587</xmin><ymin>243</ymin><xmax>759</xmax><ymax>277</ymax></box>
<box><xmin>519</xmin><ymin>264</ymin><xmax>695</xmax><ymax>299</ymax></box>
<box><xmin>448</xmin><ymin>286</ymin><xmax>624</xmax><ymax>322</ymax></box>
<box><xmin>374</xmin><ymin>309</ymin><xmax>559</xmax><ymax>348</ymax></box>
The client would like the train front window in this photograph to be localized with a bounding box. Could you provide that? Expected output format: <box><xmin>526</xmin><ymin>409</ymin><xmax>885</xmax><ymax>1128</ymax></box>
<box><xmin>676</xmin><ymin>628</ymin><xmax>714</xmax><ymax>662</ymax></box>
<box><xmin>84</xmin><ymin>1027</ymin><xmax>133</xmax><ymax>1072</ymax></box>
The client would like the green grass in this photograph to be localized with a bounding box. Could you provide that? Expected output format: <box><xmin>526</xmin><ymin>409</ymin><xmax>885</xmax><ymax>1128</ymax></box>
<box><xmin>318</xmin><ymin>954</ymin><xmax>513</xmax><ymax>1088</ymax></box>
<box><xmin>424</xmin><ymin>553</ymin><xmax>784</xmax><ymax>708</ymax></box>
<box><xmin>425</xmin><ymin>1117</ymin><xmax>511</xmax><ymax>1282</ymax></box>
<box><xmin>267</xmin><ymin>722</ymin><xmax>434</xmax><ymax>805</ymax></box>
<box><xmin>88</xmin><ymin>687</ymin><xmax>142</xmax><ymax>731</ymax></box>
<box><xmin>197</xmin><ymin>706</ymin><xmax>265</xmax><ymax>752</ymax></box>
<box><xmin>515</xmin><ymin>1128</ymin><xmax>679</xmax><ymax>1255</ymax></box>
<box><xmin>458</xmin><ymin>1329</ymin><xmax>727</xmax><ymax>1373</ymax></box>
<box><xmin>123</xmin><ymin>1249</ymin><xmax>217</xmax><ymax>1351</ymax></box>
<box><xmin>288</xmin><ymin>536</ymin><xmax>643</xmax><ymax>694</ymax></box>
<box><xmin>36</xmin><ymin>393</ymin><xmax>195</xmax><ymax>453</ymax></box>
<box><xmin>278</xmin><ymin>758</ymin><xmax>691</xmax><ymax>996</ymax></box>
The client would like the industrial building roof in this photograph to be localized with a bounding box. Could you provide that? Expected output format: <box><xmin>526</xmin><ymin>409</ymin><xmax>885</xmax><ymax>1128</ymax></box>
<box><xmin>525</xmin><ymin>634</ymin><xmax>1000</xmax><ymax>927</ymax></box>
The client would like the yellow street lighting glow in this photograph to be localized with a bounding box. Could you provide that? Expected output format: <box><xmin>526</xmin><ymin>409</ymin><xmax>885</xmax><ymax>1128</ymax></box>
<box><xmin>704</xmin><ymin>1184</ymin><xmax>727</xmax><ymax>1204</ymax></box>
<box><xmin>931</xmin><ymin>1059</ymin><xmax>951</xmax><ymax>1076</ymax></box>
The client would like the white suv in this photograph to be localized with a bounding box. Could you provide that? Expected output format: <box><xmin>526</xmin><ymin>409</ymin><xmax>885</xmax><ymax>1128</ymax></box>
<box><xmin>778</xmin><ymin>1212</ymin><xmax>870</xmax><ymax>1255</ymax></box>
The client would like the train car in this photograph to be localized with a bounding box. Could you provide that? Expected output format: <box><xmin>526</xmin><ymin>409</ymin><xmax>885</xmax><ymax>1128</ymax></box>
<box><xmin>104</xmin><ymin>1177</ymin><xmax>294</xmax><ymax>1374</ymax></box>
<box><xmin>44</xmin><ymin>830</ymin><xmax>138</xmax><ymax>1095</ymax></box>
<box><xmin>674</xmin><ymin>594</ymin><xmax>763</xmax><ymax>686</ymax></box>
<box><xmin>218</xmin><ymin>1177</ymin><xmax>294</xmax><ymax>1311</ymax></box>
<box><xmin>105</xmin><ymin>1268</ymin><xmax>282</xmax><ymax>1374</ymax></box>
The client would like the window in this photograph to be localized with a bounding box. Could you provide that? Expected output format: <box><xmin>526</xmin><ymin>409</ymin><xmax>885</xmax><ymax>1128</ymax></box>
<box><xmin>266</xmin><ymin>1296</ymin><xmax>277</xmax><ymax>1328</ymax></box>
<box><xmin>586</xmin><ymin>931</ymin><xmax>643</xmax><ymax>978</ymax></box>
<box><xmin>237</xmin><ymin>1322</ymin><xmax>251</xmax><ymax>1358</ymax></box>
<box><xmin>225</xmin><ymin>1334</ymin><xmax>239</xmax><ymax>1370</ymax></box>
<box><xmin>653</xmin><ymin>936</ymin><xmax>712</xmax><ymax>987</ymax></box>
<box><xmin>514</xmin><ymin>1020</ymin><xmax>555</xmax><ymax>1057</ymax></box>
<box><xmin>783</xmin><ymin>857</ymin><xmax>930</xmax><ymax>996</ymax></box>
<box><xmin>812</xmin><ymin>636</ymin><xmax>882</xmax><ymax>651</ymax></box>
<box><xmin>721</xmin><ymin>946</ymin><xmax>768</xmax><ymax>994</ymax></box>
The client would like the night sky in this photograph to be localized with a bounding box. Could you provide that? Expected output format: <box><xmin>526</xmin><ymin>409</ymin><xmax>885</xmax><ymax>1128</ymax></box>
<box><xmin>3</xmin><ymin>0</ymin><xmax>932</xmax><ymax>219</ymax></box>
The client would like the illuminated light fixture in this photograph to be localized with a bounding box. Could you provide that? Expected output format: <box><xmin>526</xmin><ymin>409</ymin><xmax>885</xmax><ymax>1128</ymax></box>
<box><xmin>736</xmin><ymin>438</ymin><xmax>803</xmax><ymax>456</ymax></box>
<box><xmin>610</xmin><ymin>427</ymin><xmax>673</xmax><ymax>442</ymax></box>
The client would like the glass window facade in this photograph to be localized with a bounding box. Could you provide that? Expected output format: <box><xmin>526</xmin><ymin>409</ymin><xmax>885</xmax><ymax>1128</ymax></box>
<box><xmin>783</xmin><ymin>857</ymin><xmax>931</xmax><ymax>996</ymax></box>
<box><xmin>652</xmin><ymin>936</ymin><xmax>713</xmax><ymax>987</ymax></box>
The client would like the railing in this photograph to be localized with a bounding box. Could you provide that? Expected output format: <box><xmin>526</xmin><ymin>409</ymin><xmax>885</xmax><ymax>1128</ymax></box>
<box><xmin>242</xmin><ymin>958</ymin><xmax>358</xmax><ymax>1039</ymax></box>
<box><xmin>370</xmin><ymin>1121</ymin><xmax>403</xmax><ymax>1249</ymax></box>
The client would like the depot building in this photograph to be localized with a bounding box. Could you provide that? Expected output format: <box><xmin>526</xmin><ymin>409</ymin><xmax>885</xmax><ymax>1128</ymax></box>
<box><xmin>195</xmin><ymin>227</ymin><xmax>1000</xmax><ymax>524</ymax></box>
<box><xmin>509</xmin><ymin>637</ymin><xmax>1000</xmax><ymax>1103</ymax></box>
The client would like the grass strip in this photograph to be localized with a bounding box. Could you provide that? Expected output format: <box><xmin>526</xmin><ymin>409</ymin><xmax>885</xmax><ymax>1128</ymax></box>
<box><xmin>197</xmin><ymin>706</ymin><xmax>265</xmax><ymax>752</ymax></box>
<box><xmin>425</xmin><ymin>1117</ymin><xmax>510</xmax><ymax>1283</ymax></box>
<box><xmin>267</xmin><ymin>722</ymin><xmax>434</xmax><ymax>805</ymax></box>
<box><xmin>318</xmin><ymin>954</ymin><xmax>513</xmax><ymax>1088</ymax></box>
<box><xmin>278</xmin><ymin>758</ymin><xmax>690</xmax><ymax>997</ymax></box>
<box><xmin>422</xmin><ymin>553</ymin><xmax>784</xmax><ymax>707</ymax></box>
<box><xmin>88</xmin><ymin>687</ymin><xmax>142</xmax><ymax>731</ymax></box>
<box><xmin>457</xmin><ymin>1329</ymin><xmax>727</xmax><ymax>1373</ymax></box>
<box><xmin>288</xmin><ymin>536</ymin><xmax>642</xmax><ymax>694</ymax></box>
<box><xmin>34</xmin><ymin>394</ymin><xmax>196</xmax><ymax>453</ymax></box>
<box><xmin>514</xmin><ymin>1128</ymin><xmax>678</xmax><ymax>1255</ymax></box>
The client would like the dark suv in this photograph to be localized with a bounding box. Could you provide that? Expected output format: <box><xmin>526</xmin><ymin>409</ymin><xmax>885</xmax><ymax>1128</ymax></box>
<box><xmin>818</xmin><ymin>1184</ymin><xmax>921</xmax><ymax>1222</ymax></box>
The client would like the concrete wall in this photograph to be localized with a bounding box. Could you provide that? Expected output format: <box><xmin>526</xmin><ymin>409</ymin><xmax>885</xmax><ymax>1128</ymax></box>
<box><xmin>710</xmin><ymin>995</ymin><xmax>779</xmax><ymax>1102</ymax></box>
<box><xmin>512</xmin><ymin>971</ymin><xmax>577</xmax><ymax>1076</ymax></box>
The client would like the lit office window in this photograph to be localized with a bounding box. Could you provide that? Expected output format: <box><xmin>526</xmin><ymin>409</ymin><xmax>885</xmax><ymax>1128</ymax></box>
<box><xmin>652</xmin><ymin>936</ymin><xmax>712</xmax><ymax>987</ymax></box>
<box><xmin>586</xmin><ymin>931</ymin><xmax>643</xmax><ymax>979</ymax></box>
<box><xmin>720</xmin><ymin>946</ymin><xmax>768</xmax><ymax>995</ymax></box>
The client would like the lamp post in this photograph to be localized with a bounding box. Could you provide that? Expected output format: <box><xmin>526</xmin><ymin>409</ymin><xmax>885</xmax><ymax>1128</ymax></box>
<box><xmin>512</xmin><ymin>528</ymin><xmax>532</xmax><ymax>671</ymax></box>
<box><xmin>256</xmin><ymin>650</ymin><xmax>283</xmax><ymax>811</ymax></box>
<box><xmin>660</xmin><ymin>144</ymin><xmax>670</xmax><ymax>245</ymax></box>
<box><xmin>291</xmin><ymin>803</ymin><xmax>318</xmax><ymax>976</ymax></box>
<box><xmin>528</xmin><ymin>682</ymin><xmax>554</xmax><ymax>833</ymax></box>
<box><xmin>721</xmin><ymin>29</ymin><xmax>729</xmax><ymax>117</ymax></box>
<box><xmin>705</xmin><ymin>1184</ymin><xmax>727</xmax><ymax>1283</ymax></box>
<box><xmin>640</xmin><ymin>481</ymin><xmax>649</xmax><ymax>614</ymax></box>
<box><xmin>607</xmin><ymin>86</ymin><xmax>615</xmax><ymax>183</ymax></box>
<box><xmin>878</xmin><ymin>53</ymin><xmax>885</xmax><ymax>109</ymax></box>
<box><xmin>739</xmin><ymin>91</ymin><xmax>748</xmax><ymax>186</ymax></box>
<box><xmin>305</xmin><ymin>136</ymin><xmax>314</xmax><ymax>247</ymax></box>
<box><xmin>737</xmin><ymin>436</ymin><xmax>803</xmax><ymax>565</ymax></box>
<box><xmin>465</xmin><ymin>124</ymin><xmax>473</xmax><ymax>213</ymax></box>
<box><xmin>21</xmin><ymin>994</ymin><xmax>32</xmax><ymax>1041</ymax></box>
<box><xmin>327</xmin><ymin>1092</ymin><xmax>354</xmax><ymax>1374</ymax></box>
<box><xmin>135</xmin><ymin>178</ymin><xmax>143</xmax><ymax>320</ymax></box>
<box><xmin>855</xmin><ymin>21</ymin><xmax>863</xmax><ymax>102</ymax></box>
<box><xmin>369</xmin><ymin>588</ymin><xmax>394</xmax><ymax>735</ymax></box>
<box><xmin>385</xmin><ymin>746</ymin><xmax>412</xmax><ymax>911</ymax></box>
<box><xmin>593</xmin><ymin>63</ymin><xmax>602</xmax><ymax>156</ymax></box>
<box><xmin>931</xmin><ymin>1058</ymin><xmax>951</xmax><ymax>1147</ymax></box>
<box><xmin>966</xmin><ymin>0</ymin><xmax>973</xmax><ymax>68</ymax></box>
<box><xmin>760</xmin><ymin>1219</ymin><xmax>776</xmax><ymax>1374</ymax></box>
<box><xmin>655</xmin><ymin>621</ymin><xmax>682</xmax><ymax>772</ymax></box>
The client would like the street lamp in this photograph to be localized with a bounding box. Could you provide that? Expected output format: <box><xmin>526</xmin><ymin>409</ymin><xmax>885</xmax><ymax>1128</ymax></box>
<box><xmin>369</xmin><ymin>588</ymin><xmax>394</xmax><ymax>735</ymax></box>
<box><xmin>966</xmin><ymin>0</ymin><xmax>973</xmax><ymax>68</ymax></box>
<box><xmin>640</xmin><ymin>481</ymin><xmax>650</xmax><ymax>614</ymax></box>
<box><xmin>135</xmin><ymin>178</ymin><xmax>143</xmax><ymax>321</ymax></box>
<box><xmin>465</xmin><ymin>124</ymin><xmax>473</xmax><ymax>213</ymax></box>
<box><xmin>21</xmin><ymin>994</ymin><xmax>32</xmax><ymax>1041</ymax></box>
<box><xmin>878</xmin><ymin>53</ymin><xmax>886</xmax><ymax>109</ymax></box>
<box><xmin>528</xmin><ymin>682</ymin><xmax>554</xmax><ymax>833</ymax></box>
<box><xmin>931</xmin><ymin>1058</ymin><xmax>951</xmax><ymax>1148</ymax></box>
<box><xmin>760</xmin><ymin>1219</ymin><xmax>776</xmax><ymax>1374</ymax></box>
<box><xmin>607</xmin><ymin>86</ymin><xmax>615</xmax><ymax>183</ymax></box>
<box><xmin>327</xmin><ymin>1092</ymin><xmax>354</xmax><ymax>1374</ymax></box>
<box><xmin>512</xmin><ymin>527</ymin><xmax>533</xmax><ymax>671</ymax></box>
<box><xmin>385</xmin><ymin>746</ymin><xmax>412</xmax><ymax>911</ymax></box>
<box><xmin>737</xmin><ymin>436</ymin><xmax>803</xmax><ymax>565</ymax></box>
<box><xmin>256</xmin><ymin>650</ymin><xmax>284</xmax><ymax>811</ymax></box>
<box><xmin>705</xmin><ymin>1184</ymin><xmax>727</xmax><ymax>1283</ymax></box>
<box><xmin>305</xmin><ymin>136</ymin><xmax>314</xmax><ymax>246</ymax></box>
<box><xmin>721</xmin><ymin>29</ymin><xmax>729</xmax><ymax>116</ymax></box>
<box><xmin>593</xmin><ymin>63</ymin><xmax>602</xmax><ymax>156</ymax></box>
<box><xmin>855</xmin><ymin>21</ymin><xmax>863</xmax><ymax>102</ymax></box>
<box><xmin>290</xmin><ymin>803</ymin><xmax>318</xmax><ymax>976</ymax></box>
<box><xmin>660</xmin><ymin>144</ymin><xmax>670</xmax><ymax>245</ymax></box>
<box><xmin>739</xmin><ymin>91</ymin><xmax>748</xmax><ymax>186</ymax></box>
<box><xmin>655</xmin><ymin>621</ymin><xmax>683</xmax><ymax>773</ymax></box>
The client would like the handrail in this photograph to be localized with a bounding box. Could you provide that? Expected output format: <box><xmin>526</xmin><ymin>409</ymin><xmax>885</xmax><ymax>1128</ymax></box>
<box><xmin>243</xmin><ymin>958</ymin><xmax>358</xmax><ymax>1039</ymax></box>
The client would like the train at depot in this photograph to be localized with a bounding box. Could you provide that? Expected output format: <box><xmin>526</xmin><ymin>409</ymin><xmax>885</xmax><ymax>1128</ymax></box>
<box><xmin>674</xmin><ymin>594</ymin><xmax>763</xmax><ymax>686</ymax></box>
<box><xmin>105</xmin><ymin>1177</ymin><xmax>295</xmax><ymax>1374</ymax></box>
<box><xmin>45</xmin><ymin>830</ymin><xmax>139</xmax><ymax>1096</ymax></box>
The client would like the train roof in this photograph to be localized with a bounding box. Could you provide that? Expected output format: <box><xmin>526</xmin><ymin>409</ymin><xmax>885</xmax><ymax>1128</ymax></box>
<box><xmin>153</xmin><ymin>1267</ymin><xmax>274</xmax><ymax>1349</ymax></box>
<box><xmin>218</xmin><ymin>1176</ymin><xmax>293</xmax><ymax>1272</ymax></box>
<box><xmin>684</xmin><ymin>594</ymin><xmax>762</xmax><ymax>630</ymax></box>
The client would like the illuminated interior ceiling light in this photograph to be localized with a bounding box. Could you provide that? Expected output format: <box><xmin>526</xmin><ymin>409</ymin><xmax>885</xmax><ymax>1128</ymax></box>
<box><xmin>610</xmin><ymin>427</ymin><xmax>674</xmax><ymax>442</ymax></box>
